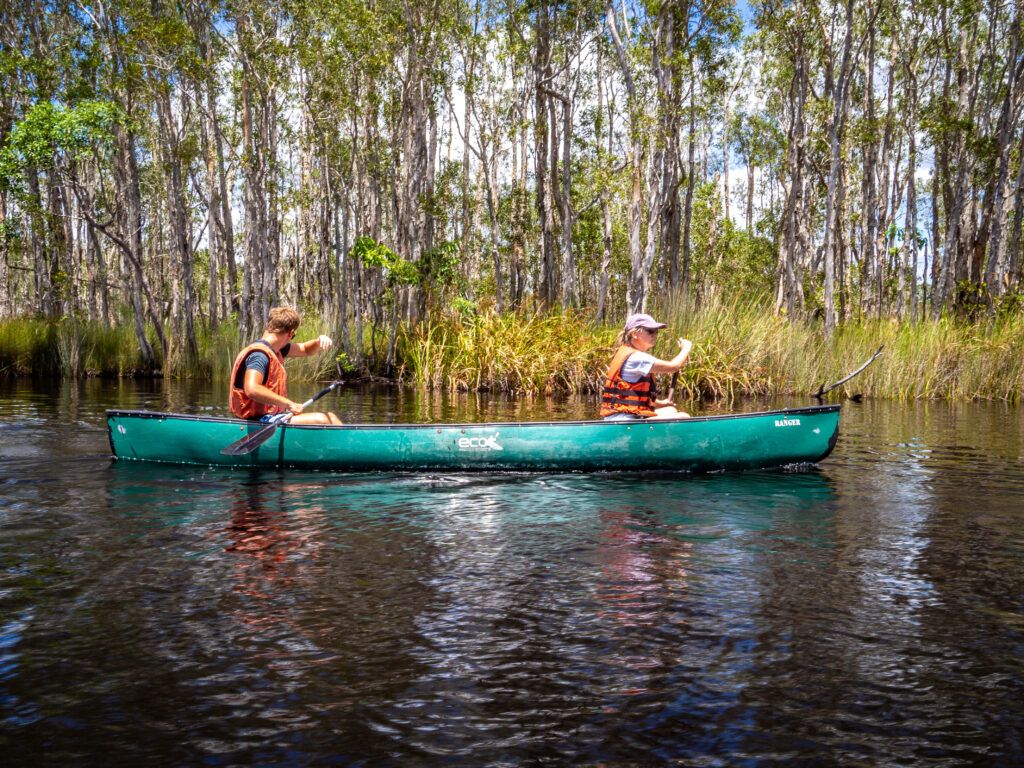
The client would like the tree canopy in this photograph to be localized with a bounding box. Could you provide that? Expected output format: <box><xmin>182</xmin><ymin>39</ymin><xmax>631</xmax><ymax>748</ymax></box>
<box><xmin>1</xmin><ymin>0</ymin><xmax>1022</xmax><ymax>372</ymax></box>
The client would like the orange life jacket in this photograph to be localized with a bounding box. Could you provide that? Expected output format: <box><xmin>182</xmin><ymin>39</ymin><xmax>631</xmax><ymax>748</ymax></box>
<box><xmin>600</xmin><ymin>345</ymin><xmax>657</xmax><ymax>418</ymax></box>
<box><xmin>229</xmin><ymin>340</ymin><xmax>288</xmax><ymax>419</ymax></box>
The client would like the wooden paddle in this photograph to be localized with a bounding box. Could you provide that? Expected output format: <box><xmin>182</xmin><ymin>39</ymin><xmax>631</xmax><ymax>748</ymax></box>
<box><xmin>220</xmin><ymin>381</ymin><xmax>342</xmax><ymax>456</ymax></box>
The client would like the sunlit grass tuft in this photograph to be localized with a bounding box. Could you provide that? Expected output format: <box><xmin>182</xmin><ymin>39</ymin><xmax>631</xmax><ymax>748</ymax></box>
<box><xmin>397</xmin><ymin>307</ymin><xmax>614</xmax><ymax>394</ymax></box>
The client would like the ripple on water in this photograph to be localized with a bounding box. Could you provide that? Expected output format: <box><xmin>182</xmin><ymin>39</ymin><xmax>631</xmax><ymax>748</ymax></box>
<box><xmin>1</xmin><ymin>386</ymin><xmax>1024</xmax><ymax>765</ymax></box>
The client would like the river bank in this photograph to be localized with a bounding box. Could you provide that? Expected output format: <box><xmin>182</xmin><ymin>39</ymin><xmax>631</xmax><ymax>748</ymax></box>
<box><xmin>2</xmin><ymin>298</ymin><xmax>1023</xmax><ymax>402</ymax></box>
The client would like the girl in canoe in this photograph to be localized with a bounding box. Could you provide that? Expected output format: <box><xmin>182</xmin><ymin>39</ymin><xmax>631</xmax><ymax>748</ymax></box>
<box><xmin>601</xmin><ymin>313</ymin><xmax>693</xmax><ymax>421</ymax></box>
<box><xmin>230</xmin><ymin>306</ymin><xmax>343</xmax><ymax>425</ymax></box>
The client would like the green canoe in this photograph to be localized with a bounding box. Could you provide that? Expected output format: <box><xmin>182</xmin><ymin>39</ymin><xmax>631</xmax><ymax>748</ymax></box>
<box><xmin>106</xmin><ymin>404</ymin><xmax>840</xmax><ymax>472</ymax></box>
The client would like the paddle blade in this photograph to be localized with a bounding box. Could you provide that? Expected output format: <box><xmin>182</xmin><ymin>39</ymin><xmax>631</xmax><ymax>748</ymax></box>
<box><xmin>220</xmin><ymin>418</ymin><xmax>286</xmax><ymax>456</ymax></box>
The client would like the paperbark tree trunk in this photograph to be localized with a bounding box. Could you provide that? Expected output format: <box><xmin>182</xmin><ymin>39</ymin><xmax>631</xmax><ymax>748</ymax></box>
<box><xmin>820</xmin><ymin>0</ymin><xmax>856</xmax><ymax>336</ymax></box>
<box><xmin>606</xmin><ymin>0</ymin><xmax>648</xmax><ymax>313</ymax></box>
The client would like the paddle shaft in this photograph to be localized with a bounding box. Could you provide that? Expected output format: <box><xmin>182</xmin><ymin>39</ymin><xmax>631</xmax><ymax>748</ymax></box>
<box><xmin>667</xmin><ymin>371</ymin><xmax>678</xmax><ymax>401</ymax></box>
<box><xmin>284</xmin><ymin>380</ymin><xmax>343</xmax><ymax>418</ymax></box>
<box><xmin>220</xmin><ymin>381</ymin><xmax>341</xmax><ymax>456</ymax></box>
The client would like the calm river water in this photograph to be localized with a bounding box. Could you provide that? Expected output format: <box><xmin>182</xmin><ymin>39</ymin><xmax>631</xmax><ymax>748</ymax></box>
<box><xmin>1</xmin><ymin>378</ymin><xmax>1023</xmax><ymax>767</ymax></box>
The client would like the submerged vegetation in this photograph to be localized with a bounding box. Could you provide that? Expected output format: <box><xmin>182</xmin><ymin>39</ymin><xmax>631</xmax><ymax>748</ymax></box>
<box><xmin>5</xmin><ymin>296</ymin><xmax>1024</xmax><ymax>404</ymax></box>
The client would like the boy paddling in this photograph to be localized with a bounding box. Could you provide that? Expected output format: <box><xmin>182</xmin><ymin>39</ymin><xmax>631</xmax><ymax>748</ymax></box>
<box><xmin>229</xmin><ymin>307</ymin><xmax>343</xmax><ymax>424</ymax></box>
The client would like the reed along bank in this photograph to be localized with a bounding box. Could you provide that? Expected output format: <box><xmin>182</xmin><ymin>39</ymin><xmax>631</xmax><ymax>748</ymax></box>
<box><xmin>3</xmin><ymin>299</ymin><xmax>1024</xmax><ymax>404</ymax></box>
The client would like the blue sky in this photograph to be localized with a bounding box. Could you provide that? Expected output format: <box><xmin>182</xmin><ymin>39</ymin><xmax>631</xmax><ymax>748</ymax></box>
<box><xmin>738</xmin><ymin>0</ymin><xmax>756</xmax><ymax>33</ymax></box>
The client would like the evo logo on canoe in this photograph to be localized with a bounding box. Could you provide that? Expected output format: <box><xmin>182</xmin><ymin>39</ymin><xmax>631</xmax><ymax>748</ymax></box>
<box><xmin>458</xmin><ymin>433</ymin><xmax>503</xmax><ymax>451</ymax></box>
<box><xmin>774</xmin><ymin>418</ymin><xmax>801</xmax><ymax>427</ymax></box>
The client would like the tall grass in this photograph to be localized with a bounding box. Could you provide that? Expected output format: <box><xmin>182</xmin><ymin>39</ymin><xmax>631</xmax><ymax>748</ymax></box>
<box><xmin>194</xmin><ymin>317</ymin><xmax>243</xmax><ymax>379</ymax></box>
<box><xmin>654</xmin><ymin>294</ymin><xmax>806</xmax><ymax>398</ymax></box>
<box><xmin>0</xmin><ymin>314</ymin><xmax>343</xmax><ymax>381</ymax></box>
<box><xmin>396</xmin><ymin>308</ymin><xmax>613</xmax><ymax>394</ymax></box>
<box><xmin>392</xmin><ymin>298</ymin><xmax>825</xmax><ymax>399</ymax></box>
<box><xmin>830</xmin><ymin>313</ymin><xmax>1024</xmax><ymax>401</ymax></box>
<box><xmin>393</xmin><ymin>296</ymin><xmax>1024</xmax><ymax>402</ymax></box>
<box><xmin>654</xmin><ymin>295</ymin><xmax>1024</xmax><ymax>402</ymax></box>
<box><xmin>4</xmin><ymin>302</ymin><xmax>1024</xmax><ymax>402</ymax></box>
<box><xmin>0</xmin><ymin>317</ymin><xmax>152</xmax><ymax>377</ymax></box>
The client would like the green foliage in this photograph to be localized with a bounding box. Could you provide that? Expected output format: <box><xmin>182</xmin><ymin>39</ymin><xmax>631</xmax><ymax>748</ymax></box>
<box><xmin>709</xmin><ymin>221</ymin><xmax>778</xmax><ymax>296</ymax></box>
<box><xmin>451</xmin><ymin>297</ymin><xmax>478</xmax><ymax>318</ymax></box>
<box><xmin>418</xmin><ymin>240</ymin><xmax>462</xmax><ymax>288</ymax></box>
<box><xmin>731</xmin><ymin>109</ymin><xmax>786</xmax><ymax>177</ymax></box>
<box><xmin>685</xmin><ymin>181</ymin><xmax>739</xmax><ymax>292</ymax></box>
<box><xmin>335</xmin><ymin>351</ymin><xmax>356</xmax><ymax>375</ymax></box>
<box><xmin>419</xmin><ymin>240</ymin><xmax>467</xmax><ymax>308</ymax></box>
<box><xmin>351</xmin><ymin>236</ymin><xmax>419</xmax><ymax>286</ymax></box>
<box><xmin>0</xmin><ymin>218</ymin><xmax>20</xmax><ymax>243</ymax></box>
<box><xmin>0</xmin><ymin>100</ymin><xmax>126</xmax><ymax>193</ymax></box>
<box><xmin>387</xmin><ymin>258</ymin><xmax>420</xmax><ymax>287</ymax></box>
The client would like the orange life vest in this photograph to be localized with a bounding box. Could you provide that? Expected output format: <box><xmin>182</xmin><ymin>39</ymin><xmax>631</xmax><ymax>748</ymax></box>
<box><xmin>600</xmin><ymin>345</ymin><xmax>657</xmax><ymax>418</ymax></box>
<box><xmin>229</xmin><ymin>340</ymin><xmax>288</xmax><ymax>419</ymax></box>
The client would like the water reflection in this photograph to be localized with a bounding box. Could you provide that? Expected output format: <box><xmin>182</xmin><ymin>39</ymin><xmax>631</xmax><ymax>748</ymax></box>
<box><xmin>225</xmin><ymin>476</ymin><xmax>303</xmax><ymax>590</ymax></box>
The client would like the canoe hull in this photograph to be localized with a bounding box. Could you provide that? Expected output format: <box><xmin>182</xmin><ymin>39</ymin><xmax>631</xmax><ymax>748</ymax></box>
<box><xmin>106</xmin><ymin>405</ymin><xmax>840</xmax><ymax>473</ymax></box>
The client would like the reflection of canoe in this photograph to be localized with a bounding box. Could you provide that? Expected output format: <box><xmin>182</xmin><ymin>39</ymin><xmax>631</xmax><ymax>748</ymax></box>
<box><xmin>106</xmin><ymin>404</ymin><xmax>840</xmax><ymax>473</ymax></box>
